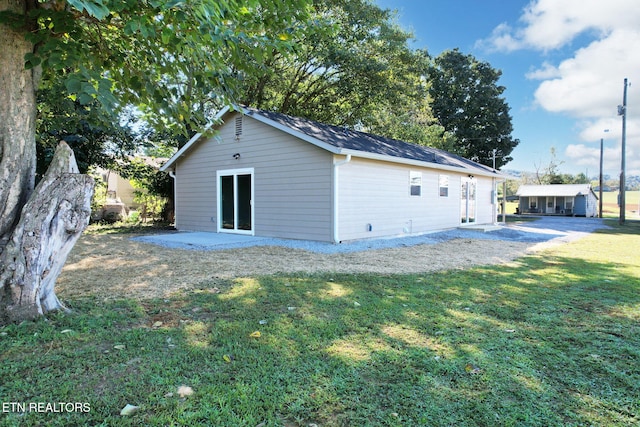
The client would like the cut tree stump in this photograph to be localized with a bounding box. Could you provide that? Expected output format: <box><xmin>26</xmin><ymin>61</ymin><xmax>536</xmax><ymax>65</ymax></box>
<box><xmin>0</xmin><ymin>142</ymin><xmax>94</xmax><ymax>324</ymax></box>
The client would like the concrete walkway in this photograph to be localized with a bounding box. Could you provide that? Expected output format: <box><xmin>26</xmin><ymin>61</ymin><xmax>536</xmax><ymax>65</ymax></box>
<box><xmin>132</xmin><ymin>216</ymin><xmax>610</xmax><ymax>254</ymax></box>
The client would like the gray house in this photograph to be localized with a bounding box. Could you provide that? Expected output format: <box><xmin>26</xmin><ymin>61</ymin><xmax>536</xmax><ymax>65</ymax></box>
<box><xmin>516</xmin><ymin>184</ymin><xmax>598</xmax><ymax>217</ymax></box>
<box><xmin>160</xmin><ymin>106</ymin><xmax>505</xmax><ymax>243</ymax></box>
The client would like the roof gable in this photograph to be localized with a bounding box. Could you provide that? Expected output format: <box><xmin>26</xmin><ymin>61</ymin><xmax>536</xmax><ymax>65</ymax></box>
<box><xmin>162</xmin><ymin>106</ymin><xmax>503</xmax><ymax>177</ymax></box>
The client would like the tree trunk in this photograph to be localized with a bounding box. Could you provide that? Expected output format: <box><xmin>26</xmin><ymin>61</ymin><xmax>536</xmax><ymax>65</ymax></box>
<box><xmin>1</xmin><ymin>1</ymin><xmax>95</xmax><ymax>324</ymax></box>
<box><xmin>0</xmin><ymin>0</ymin><xmax>37</xmax><ymax>249</ymax></box>
<box><xmin>0</xmin><ymin>142</ymin><xmax>94</xmax><ymax>324</ymax></box>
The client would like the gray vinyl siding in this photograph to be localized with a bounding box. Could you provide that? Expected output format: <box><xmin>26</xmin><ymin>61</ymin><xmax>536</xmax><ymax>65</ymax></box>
<box><xmin>336</xmin><ymin>158</ymin><xmax>495</xmax><ymax>241</ymax></box>
<box><xmin>174</xmin><ymin>112</ymin><xmax>333</xmax><ymax>241</ymax></box>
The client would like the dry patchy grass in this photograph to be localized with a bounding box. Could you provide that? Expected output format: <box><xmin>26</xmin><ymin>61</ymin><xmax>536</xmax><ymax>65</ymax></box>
<box><xmin>57</xmin><ymin>231</ymin><xmax>534</xmax><ymax>301</ymax></box>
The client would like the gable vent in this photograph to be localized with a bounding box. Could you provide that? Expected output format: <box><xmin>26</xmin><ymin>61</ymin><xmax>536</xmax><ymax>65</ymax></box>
<box><xmin>235</xmin><ymin>116</ymin><xmax>243</xmax><ymax>139</ymax></box>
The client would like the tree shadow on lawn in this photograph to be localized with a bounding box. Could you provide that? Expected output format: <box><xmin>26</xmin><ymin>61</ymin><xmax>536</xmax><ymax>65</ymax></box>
<box><xmin>1</xmin><ymin>255</ymin><xmax>639</xmax><ymax>426</ymax></box>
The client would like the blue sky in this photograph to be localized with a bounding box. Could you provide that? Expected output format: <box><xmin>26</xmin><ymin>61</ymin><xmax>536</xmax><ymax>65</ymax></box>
<box><xmin>375</xmin><ymin>0</ymin><xmax>640</xmax><ymax>177</ymax></box>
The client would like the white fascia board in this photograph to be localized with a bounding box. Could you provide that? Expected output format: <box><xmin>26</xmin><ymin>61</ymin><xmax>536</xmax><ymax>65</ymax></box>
<box><xmin>159</xmin><ymin>105</ymin><xmax>232</xmax><ymax>172</ymax></box>
<box><xmin>339</xmin><ymin>149</ymin><xmax>507</xmax><ymax>179</ymax></box>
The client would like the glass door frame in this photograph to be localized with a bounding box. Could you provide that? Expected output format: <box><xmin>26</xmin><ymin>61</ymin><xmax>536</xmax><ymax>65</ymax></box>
<box><xmin>216</xmin><ymin>168</ymin><xmax>255</xmax><ymax>235</ymax></box>
<box><xmin>460</xmin><ymin>176</ymin><xmax>477</xmax><ymax>224</ymax></box>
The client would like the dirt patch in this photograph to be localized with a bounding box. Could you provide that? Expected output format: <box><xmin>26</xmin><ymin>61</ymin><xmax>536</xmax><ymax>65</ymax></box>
<box><xmin>56</xmin><ymin>233</ymin><xmax>536</xmax><ymax>301</ymax></box>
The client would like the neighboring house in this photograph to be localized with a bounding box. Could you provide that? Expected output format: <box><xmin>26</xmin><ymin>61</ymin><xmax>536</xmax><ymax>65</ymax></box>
<box><xmin>99</xmin><ymin>169</ymin><xmax>138</xmax><ymax>209</ymax></box>
<box><xmin>95</xmin><ymin>157</ymin><xmax>167</xmax><ymax>210</ymax></box>
<box><xmin>160</xmin><ymin>106</ymin><xmax>505</xmax><ymax>243</ymax></box>
<box><xmin>516</xmin><ymin>184</ymin><xmax>598</xmax><ymax>217</ymax></box>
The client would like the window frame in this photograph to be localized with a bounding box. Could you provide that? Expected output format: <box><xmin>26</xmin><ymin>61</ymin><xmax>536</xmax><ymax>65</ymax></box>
<box><xmin>409</xmin><ymin>171</ymin><xmax>422</xmax><ymax>197</ymax></box>
<box><xmin>439</xmin><ymin>174</ymin><xmax>449</xmax><ymax>197</ymax></box>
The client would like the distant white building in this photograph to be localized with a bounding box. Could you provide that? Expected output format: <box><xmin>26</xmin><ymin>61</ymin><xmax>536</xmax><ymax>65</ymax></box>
<box><xmin>516</xmin><ymin>184</ymin><xmax>598</xmax><ymax>217</ymax></box>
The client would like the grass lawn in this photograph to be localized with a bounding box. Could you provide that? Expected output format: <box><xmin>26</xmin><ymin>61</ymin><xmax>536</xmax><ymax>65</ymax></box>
<box><xmin>601</xmin><ymin>190</ymin><xmax>640</xmax><ymax>218</ymax></box>
<box><xmin>1</xmin><ymin>222</ymin><xmax>639</xmax><ymax>426</ymax></box>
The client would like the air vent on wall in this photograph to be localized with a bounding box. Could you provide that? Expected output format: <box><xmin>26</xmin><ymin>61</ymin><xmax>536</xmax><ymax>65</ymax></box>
<box><xmin>235</xmin><ymin>116</ymin><xmax>243</xmax><ymax>140</ymax></box>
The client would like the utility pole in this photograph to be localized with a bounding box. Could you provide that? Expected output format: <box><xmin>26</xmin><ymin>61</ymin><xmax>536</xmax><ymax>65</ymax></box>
<box><xmin>599</xmin><ymin>137</ymin><xmax>604</xmax><ymax>218</ymax></box>
<box><xmin>618</xmin><ymin>78</ymin><xmax>628</xmax><ymax>225</ymax></box>
<box><xmin>599</xmin><ymin>129</ymin><xmax>609</xmax><ymax>218</ymax></box>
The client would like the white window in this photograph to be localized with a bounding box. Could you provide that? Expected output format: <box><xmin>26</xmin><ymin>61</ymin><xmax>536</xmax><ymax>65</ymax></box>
<box><xmin>439</xmin><ymin>175</ymin><xmax>449</xmax><ymax>197</ymax></box>
<box><xmin>410</xmin><ymin>171</ymin><xmax>422</xmax><ymax>196</ymax></box>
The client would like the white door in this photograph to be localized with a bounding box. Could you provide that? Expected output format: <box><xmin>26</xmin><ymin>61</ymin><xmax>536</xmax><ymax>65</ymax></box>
<box><xmin>217</xmin><ymin>168</ymin><xmax>254</xmax><ymax>235</ymax></box>
<box><xmin>546</xmin><ymin>197</ymin><xmax>555</xmax><ymax>214</ymax></box>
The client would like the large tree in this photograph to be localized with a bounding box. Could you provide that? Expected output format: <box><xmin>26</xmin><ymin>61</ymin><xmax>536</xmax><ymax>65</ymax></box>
<box><xmin>239</xmin><ymin>0</ymin><xmax>451</xmax><ymax>148</ymax></box>
<box><xmin>0</xmin><ymin>0</ymin><xmax>309</xmax><ymax>324</ymax></box>
<box><xmin>429</xmin><ymin>48</ymin><xmax>519</xmax><ymax>168</ymax></box>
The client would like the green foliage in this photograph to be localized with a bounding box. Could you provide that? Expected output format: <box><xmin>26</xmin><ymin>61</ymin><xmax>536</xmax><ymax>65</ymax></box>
<box><xmin>131</xmin><ymin>189</ymin><xmax>165</xmax><ymax>222</ymax></box>
<box><xmin>429</xmin><ymin>49</ymin><xmax>519</xmax><ymax>167</ymax></box>
<box><xmin>89</xmin><ymin>168</ymin><xmax>108</xmax><ymax>214</ymax></box>
<box><xmin>11</xmin><ymin>0</ymin><xmax>521</xmax><ymax>172</ymax></box>
<box><xmin>36</xmin><ymin>79</ymin><xmax>137</xmax><ymax>179</ymax></box>
<box><xmin>1</xmin><ymin>224</ymin><xmax>639</xmax><ymax>425</ymax></box>
<box><xmin>1</xmin><ymin>0</ymin><xmax>312</xmax><ymax>136</ymax></box>
<box><xmin>115</xmin><ymin>158</ymin><xmax>172</xmax><ymax>198</ymax></box>
<box><xmin>238</xmin><ymin>0</ymin><xmax>448</xmax><ymax>148</ymax></box>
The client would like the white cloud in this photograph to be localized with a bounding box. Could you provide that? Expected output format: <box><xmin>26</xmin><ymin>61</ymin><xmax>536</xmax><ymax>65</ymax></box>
<box><xmin>482</xmin><ymin>0</ymin><xmax>640</xmax><ymax>52</ymax></box>
<box><xmin>567</xmin><ymin>143</ymin><xmax>640</xmax><ymax>176</ymax></box>
<box><xmin>477</xmin><ymin>23</ymin><xmax>523</xmax><ymax>52</ymax></box>
<box><xmin>567</xmin><ymin>117</ymin><xmax>640</xmax><ymax>175</ymax></box>
<box><xmin>564</xmin><ymin>143</ymin><xmax>620</xmax><ymax>173</ymax></box>
<box><xmin>577</xmin><ymin>119</ymin><xmax>617</xmax><ymax>143</ymax></box>
<box><xmin>525</xmin><ymin>62</ymin><xmax>560</xmax><ymax>80</ymax></box>
<box><xmin>481</xmin><ymin>0</ymin><xmax>640</xmax><ymax>175</ymax></box>
<box><xmin>532</xmin><ymin>28</ymin><xmax>640</xmax><ymax>118</ymax></box>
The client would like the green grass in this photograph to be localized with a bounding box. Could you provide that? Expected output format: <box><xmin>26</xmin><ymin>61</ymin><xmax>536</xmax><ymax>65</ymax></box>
<box><xmin>601</xmin><ymin>190</ymin><xmax>640</xmax><ymax>218</ymax></box>
<box><xmin>1</xmin><ymin>222</ymin><xmax>639</xmax><ymax>426</ymax></box>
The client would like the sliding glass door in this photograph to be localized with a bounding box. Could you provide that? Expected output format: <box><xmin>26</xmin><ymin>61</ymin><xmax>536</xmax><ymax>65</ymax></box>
<box><xmin>217</xmin><ymin>169</ymin><xmax>254</xmax><ymax>234</ymax></box>
<box><xmin>460</xmin><ymin>177</ymin><xmax>476</xmax><ymax>224</ymax></box>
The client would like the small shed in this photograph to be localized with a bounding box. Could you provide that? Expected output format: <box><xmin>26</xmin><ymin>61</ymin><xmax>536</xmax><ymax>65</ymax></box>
<box><xmin>516</xmin><ymin>184</ymin><xmax>598</xmax><ymax>217</ymax></box>
<box><xmin>161</xmin><ymin>106</ymin><xmax>506</xmax><ymax>242</ymax></box>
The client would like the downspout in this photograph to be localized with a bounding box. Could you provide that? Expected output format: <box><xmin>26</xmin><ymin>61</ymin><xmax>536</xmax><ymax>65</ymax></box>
<box><xmin>168</xmin><ymin>169</ymin><xmax>176</xmax><ymax>225</ymax></box>
<box><xmin>332</xmin><ymin>154</ymin><xmax>351</xmax><ymax>243</ymax></box>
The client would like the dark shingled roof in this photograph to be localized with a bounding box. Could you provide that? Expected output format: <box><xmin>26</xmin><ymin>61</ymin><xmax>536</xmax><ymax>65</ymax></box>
<box><xmin>244</xmin><ymin>106</ymin><xmax>497</xmax><ymax>175</ymax></box>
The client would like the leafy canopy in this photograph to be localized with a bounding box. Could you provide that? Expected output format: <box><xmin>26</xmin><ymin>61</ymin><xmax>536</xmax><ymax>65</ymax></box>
<box><xmin>238</xmin><ymin>0</ymin><xmax>453</xmax><ymax>149</ymax></box>
<box><xmin>1</xmin><ymin>0</ymin><xmax>311</xmax><ymax>134</ymax></box>
<box><xmin>6</xmin><ymin>0</ymin><xmax>520</xmax><ymax>171</ymax></box>
<box><xmin>36</xmin><ymin>79</ymin><xmax>138</xmax><ymax>179</ymax></box>
<box><xmin>429</xmin><ymin>48</ymin><xmax>519</xmax><ymax>168</ymax></box>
